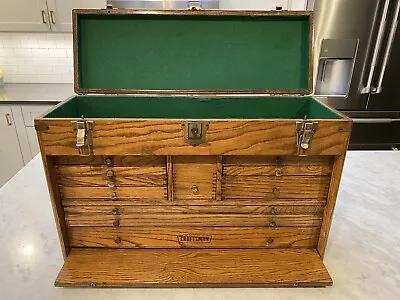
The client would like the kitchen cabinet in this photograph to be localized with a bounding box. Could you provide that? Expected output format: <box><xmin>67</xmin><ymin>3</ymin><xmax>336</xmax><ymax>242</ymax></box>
<box><xmin>47</xmin><ymin>0</ymin><xmax>106</xmax><ymax>32</ymax></box>
<box><xmin>0</xmin><ymin>0</ymin><xmax>50</xmax><ymax>32</ymax></box>
<box><xmin>0</xmin><ymin>0</ymin><xmax>105</xmax><ymax>32</ymax></box>
<box><xmin>0</xmin><ymin>106</ymin><xmax>24</xmax><ymax>187</ymax></box>
<box><xmin>0</xmin><ymin>103</ymin><xmax>55</xmax><ymax>187</ymax></box>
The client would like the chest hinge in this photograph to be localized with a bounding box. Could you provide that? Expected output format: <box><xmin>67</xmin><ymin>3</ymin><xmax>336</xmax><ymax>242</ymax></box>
<box><xmin>183</xmin><ymin>121</ymin><xmax>209</xmax><ymax>146</ymax></box>
<box><xmin>71</xmin><ymin>119</ymin><xmax>94</xmax><ymax>156</ymax></box>
<box><xmin>296</xmin><ymin>121</ymin><xmax>318</xmax><ymax>155</ymax></box>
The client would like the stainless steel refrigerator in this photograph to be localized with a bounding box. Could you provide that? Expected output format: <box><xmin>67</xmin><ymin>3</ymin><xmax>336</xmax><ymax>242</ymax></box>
<box><xmin>310</xmin><ymin>0</ymin><xmax>400</xmax><ymax>149</ymax></box>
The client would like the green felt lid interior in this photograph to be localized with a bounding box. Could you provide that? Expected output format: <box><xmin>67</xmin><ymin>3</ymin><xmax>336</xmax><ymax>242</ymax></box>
<box><xmin>74</xmin><ymin>10</ymin><xmax>312</xmax><ymax>94</ymax></box>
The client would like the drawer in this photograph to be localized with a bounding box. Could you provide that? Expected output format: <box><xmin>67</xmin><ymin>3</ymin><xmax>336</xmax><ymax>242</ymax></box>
<box><xmin>69</xmin><ymin>227</ymin><xmax>319</xmax><ymax>249</ymax></box>
<box><xmin>173</xmin><ymin>156</ymin><xmax>217</xmax><ymax>200</ymax></box>
<box><xmin>54</xmin><ymin>155</ymin><xmax>165</xmax><ymax>166</ymax></box>
<box><xmin>222</xmin><ymin>176</ymin><xmax>330</xmax><ymax>200</ymax></box>
<box><xmin>224</xmin><ymin>156</ymin><xmax>333</xmax><ymax>176</ymax></box>
<box><xmin>63</xmin><ymin>205</ymin><xmax>326</xmax><ymax>215</ymax></box>
<box><xmin>65</xmin><ymin>213</ymin><xmax>322</xmax><ymax>227</ymax></box>
<box><xmin>60</xmin><ymin>186</ymin><xmax>166</xmax><ymax>200</ymax></box>
<box><xmin>56</xmin><ymin>166</ymin><xmax>166</xmax><ymax>187</ymax></box>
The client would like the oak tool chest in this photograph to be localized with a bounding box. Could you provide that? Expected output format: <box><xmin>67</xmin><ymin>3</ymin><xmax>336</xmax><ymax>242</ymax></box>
<box><xmin>35</xmin><ymin>8</ymin><xmax>352</xmax><ymax>288</ymax></box>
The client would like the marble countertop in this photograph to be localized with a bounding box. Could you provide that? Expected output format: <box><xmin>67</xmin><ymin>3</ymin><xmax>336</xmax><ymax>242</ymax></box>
<box><xmin>0</xmin><ymin>83</ymin><xmax>74</xmax><ymax>103</ymax></box>
<box><xmin>0</xmin><ymin>152</ymin><xmax>399</xmax><ymax>300</ymax></box>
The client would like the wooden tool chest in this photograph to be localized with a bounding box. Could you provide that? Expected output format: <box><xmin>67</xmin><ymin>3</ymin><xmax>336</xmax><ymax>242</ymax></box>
<box><xmin>35</xmin><ymin>9</ymin><xmax>352</xmax><ymax>288</ymax></box>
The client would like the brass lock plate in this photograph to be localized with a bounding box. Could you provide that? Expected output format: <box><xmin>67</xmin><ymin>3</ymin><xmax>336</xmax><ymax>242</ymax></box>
<box><xmin>296</xmin><ymin>121</ymin><xmax>318</xmax><ymax>155</ymax></box>
<box><xmin>71</xmin><ymin>120</ymin><xmax>94</xmax><ymax>156</ymax></box>
<box><xmin>183</xmin><ymin>121</ymin><xmax>209</xmax><ymax>146</ymax></box>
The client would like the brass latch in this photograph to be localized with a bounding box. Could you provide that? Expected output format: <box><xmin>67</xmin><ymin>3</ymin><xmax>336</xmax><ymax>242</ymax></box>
<box><xmin>296</xmin><ymin>121</ymin><xmax>318</xmax><ymax>155</ymax></box>
<box><xmin>71</xmin><ymin>120</ymin><xmax>94</xmax><ymax>156</ymax></box>
<box><xmin>183</xmin><ymin>121</ymin><xmax>208</xmax><ymax>146</ymax></box>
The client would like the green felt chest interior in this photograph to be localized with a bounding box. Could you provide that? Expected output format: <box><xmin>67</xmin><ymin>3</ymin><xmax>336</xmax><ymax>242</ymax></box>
<box><xmin>76</xmin><ymin>12</ymin><xmax>311</xmax><ymax>93</ymax></box>
<box><xmin>44</xmin><ymin>96</ymin><xmax>342</xmax><ymax>120</ymax></box>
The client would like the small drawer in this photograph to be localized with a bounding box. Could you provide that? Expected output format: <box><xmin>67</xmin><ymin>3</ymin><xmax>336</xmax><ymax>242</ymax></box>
<box><xmin>222</xmin><ymin>176</ymin><xmax>330</xmax><ymax>200</ymax></box>
<box><xmin>54</xmin><ymin>155</ymin><xmax>165</xmax><ymax>166</ymax></box>
<box><xmin>224</xmin><ymin>156</ymin><xmax>333</xmax><ymax>176</ymax></box>
<box><xmin>68</xmin><ymin>227</ymin><xmax>319</xmax><ymax>249</ymax></box>
<box><xmin>56</xmin><ymin>166</ymin><xmax>166</xmax><ymax>187</ymax></box>
<box><xmin>173</xmin><ymin>156</ymin><xmax>217</xmax><ymax>200</ymax></box>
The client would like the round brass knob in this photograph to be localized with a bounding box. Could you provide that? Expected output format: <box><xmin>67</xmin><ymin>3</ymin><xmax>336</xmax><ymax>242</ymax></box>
<box><xmin>114</xmin><ymin>236</ymin><xmax>122</xmax><ymax>244</ymax></box>
<box><xmin>111</xmin><ymin>208</ymin><xmax>120</xmax><ymax>215</ymax></box>
<box><xmin>267</xmin><ymin>237</ymin><xmax>274</xmax><ymax>244</ymax></box>
<box><xmin>269</xmin><ymin>220</ymin><xmax>277</xmax><ymax>227</ymax></box>
<box><xmin>272</xmin><ymin>187</ymin><xmax>280</xmax><ymax>195</ymax></box>
<box><xmin>110</xmin><ymin>192</ymin><xmax>117</xmax><ymax>200</ymax></box>
<box><xmin>105</xmin><ymin>157</ymin><xmax>112</xmax><ymax>166</ymax></box>
<box><xmin>106</xmin><ymin>170</ymin><xmax>114</xmax><ymax>178</ymax></box>
<box><xmin>270</xmin><ymin>208</ymin><xmax>278</xmax><ymax>215</ymax></box>
<box><xmin>191</xmin><ymin>185</ymin><xmax>199</xmax><ymax>193</ymax></box>
<box><xmin>275</xmin><ymin>169</ymin><xmax>283</xmax><ymax>177</ymax></box>
<box><xmin>113</xmin><ymin>219</ymin><xmax>120</xmax><ymax>227</ymax></box>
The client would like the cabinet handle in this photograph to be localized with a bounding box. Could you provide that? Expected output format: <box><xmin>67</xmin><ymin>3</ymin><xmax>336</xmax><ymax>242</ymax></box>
<box><xmin>41</xmin><ymin>10</ymin><xmax>48</xmax><ymax>24</ymax></box>
<box><xmin>50</xmin><ymin>10</ymin><xmax>56</xmax><ymax>24</ymax></box>
<box><xmin>5</xmin><ymin>113</ymin><xmax>12</xmax><ymax>126</ymax></box>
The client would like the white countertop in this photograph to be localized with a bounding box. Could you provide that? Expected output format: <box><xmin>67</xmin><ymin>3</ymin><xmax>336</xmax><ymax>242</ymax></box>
<box><xmin>0</xmin><ymin>152</ymin><xmax>399</xmax><ymax>299</ymax></box>
<box><xmin>0</xmin><ymin>83</ymin><xmax>73</xmax><ymax>103</ymax></box>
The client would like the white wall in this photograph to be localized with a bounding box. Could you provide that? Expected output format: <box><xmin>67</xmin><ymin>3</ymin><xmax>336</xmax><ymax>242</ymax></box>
<box><xmin>0</xmin><ymin>32</ymin><xmax>73</xmax><ymax>84</ymax></box>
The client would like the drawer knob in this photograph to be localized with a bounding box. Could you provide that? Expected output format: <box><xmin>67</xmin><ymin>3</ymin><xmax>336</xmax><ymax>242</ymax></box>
<box><xmin>275</xmin><ymin>169</ymin><xmax>283</xmax><ymax>177</ymax></box>
<box><xmin>114</xmin><ymin>236</ymin><xmax>122</xmax><ymax>244</ymax></box>
<box><xmin>272</xmin><ymin>187</ymin><xmax>280</xmax><ymax>195</ymax></box>
<box><xmin>267</xmin><ymin>237</ymin><xmax>274</xmax><ymax>244</ymax></box>
<box><xmin>106</xmin><ymin>170</ymin><xmax>114</xmax><ymax>178</ymax></box>
<box><xmin>105</xmin><ymin>157</ymin><xmax>112</xmax><ymax>166</ymax></box>
<box><xmin>269</xmin><ymin>220</ymin><xmax>277</xmax><ymax>227</ymax></box>
<box><xmin>110</xmin><ymin>192</ymin><xmax>117</xmax><ymax>200</ymax></box>
<box><xmin>270</xmin><ymin>208</ymin><xmax>278</xmax><ymax>215</ymax></box>
<box><xmin>108</xmin><ymin>182</ymin><xmax>116</xmax><ymax>190</ymax></box>
<box><xmin>111</xmin><ymin>208</ymin><xmax>120</xmax><ymax>215</ymax></box>
<box><xmin>191</xmin><ymin>185</ymin><xmax>199</xmax><ymax>193</ymax></box>
<box><xmin>113</xmin><ymin>219</ymin><xmax>120</xmax><ymax>227</ymax></box>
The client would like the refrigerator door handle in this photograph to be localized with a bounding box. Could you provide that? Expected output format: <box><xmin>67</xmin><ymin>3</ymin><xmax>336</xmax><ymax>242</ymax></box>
<box><xmin>361</xmin><ymin>0</ymin><xmax>391</xmax><ymax>94</ymax></box>
<box><xmin>374</xmin><ymin>0</ymin><xmax>400</xmax><ymax>94</ymax></box>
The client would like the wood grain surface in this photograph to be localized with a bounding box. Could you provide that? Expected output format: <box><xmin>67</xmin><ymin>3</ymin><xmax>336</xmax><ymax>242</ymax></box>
<box><xmin>65</xmin><ymin>213</ymin><xmax>322</xmax><ymax>227</ymax></box>
<box><xmin>55</xmin><ymin>248</ymin><xmax>332</xmax><ymax>287</ymax></box>
<box><xmin>61</xmin><ymin>198</ymin><xmax>327</xmax><ymax>207</ymax></box>
<box><xmin>223</xmin><ymin>176</ymin><xmax>329</xmax><ymax>199</ymax></box>
<box><xmin>36</xmin><ymin>119</ymin><xmax>350</xmax><ymax>156</ymax></box>
<box><xmin>54</xmin><ymin>155</ymin><xmax>165</xmax><ymax>166</ymax></box>
<box><xmin>63</xmin><ymin>205</ymin><xmax>325</xmax><ymax>215</ymax></box>
<box><xmin>68</xmin><ymin>227</ymin><xmax>319</xmax><ymax>248</ymax></box>
<box><xmin>60</xmin><ymin>186</ymin><xmax>166</xmax><ymax>200</ymax></box>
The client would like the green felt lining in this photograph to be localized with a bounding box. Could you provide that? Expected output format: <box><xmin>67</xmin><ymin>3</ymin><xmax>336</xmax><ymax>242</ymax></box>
<box><xmin>44</xmin><ymin>96</ymin><xmax>342</xmax><ymax>120</ymax></box>
<box><xmin>77</xmin><ymin>13</ymin><xmax>311</xmax><ymax>92</ymax></box>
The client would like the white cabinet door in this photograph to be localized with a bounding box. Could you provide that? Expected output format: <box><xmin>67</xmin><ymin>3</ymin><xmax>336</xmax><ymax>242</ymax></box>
<box><xmin>21</xmin><ymin>104</ymin><xmax>53</xmax><ymax>158</ymax></box>
<box><xmin>47</xmin><ymin>0</ymin><xmax>106</xmax><ymax>32</ymax></box>
<box><xmin>0</xmin><ymin>106</ymin><xmax>24</xmax><ymax>187</ymax></box>
<box><xmin>0</xmin><ymin>0</ymin><xmax>51</xmax><ymax>32</ymax></box>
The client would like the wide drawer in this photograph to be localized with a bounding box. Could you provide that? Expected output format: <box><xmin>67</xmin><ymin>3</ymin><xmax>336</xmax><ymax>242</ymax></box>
<box><xmin>65</xmin><ymin>213</ymin><xmax>322</xmax><ymax>227</ymax></box>
<box><xmin>68</xmin><ymin>227</ymin><xmax>319</xmax><ymax>248</ymax></box>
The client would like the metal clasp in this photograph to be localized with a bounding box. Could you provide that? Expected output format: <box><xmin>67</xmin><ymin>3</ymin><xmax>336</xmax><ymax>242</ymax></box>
<box><xmin>296</xmin><ymin>121</ymin><xmax>318</xmax><ymax>155</ymax></box>
<box><xmin>183</xmin><ymin>121</ymin><xmax>208</xmax><ymax>146</ymax></box>
<box><xmin>71</xmin><ymin>119</ymin><xmax>94</xmax><ymax>156</ymax></box>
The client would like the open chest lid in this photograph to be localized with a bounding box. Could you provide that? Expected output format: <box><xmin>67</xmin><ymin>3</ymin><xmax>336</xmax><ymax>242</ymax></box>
<box><xmin>73</xmin><ymin>9</ymin><xmax>313</xmax><ymax>95</ymax></box>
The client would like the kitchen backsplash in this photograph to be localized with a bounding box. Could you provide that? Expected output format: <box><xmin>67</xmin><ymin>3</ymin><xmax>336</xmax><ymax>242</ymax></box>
<box><xmin>0</xmin><ymin>32</ymin><xmax>73</xmax><ymax>83</ymax></box>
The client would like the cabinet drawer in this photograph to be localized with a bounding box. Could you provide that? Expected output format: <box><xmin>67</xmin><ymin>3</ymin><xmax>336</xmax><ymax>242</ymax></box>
<box><xmin>69</xmin><ymin>227</ymin><xmax>319</xmax><ymax>249</ymax></box>
<box><xmin>224</xmin><ymin>156</ymin><xmax>333</xmax><ymax>176</ymax></box>
<box><xmin>60</xmin><ymin>186</ymin><xmax>166</xmax><ymax>200</ymax></box>
<box><xmin>63</xmin><ymin>205</ymin><xmax>325</xmax><ymax>215</ymax></box>
<box><xmin>56</xmin><ymin>166</ymin><xmax>166</xmax><ymax>187</ymax></box>
<box><xmin>65</xmin><ymin>213</ymin><xmax>322</xmax><ymax>227</ymax></box>
<box><xmin>222</xmin><ymin>176</ymin><xmax>330</xmax><ymax>200</ymax></box>
<box><xmin>54</xmin><ymin>155</ymin><xmax>165</xmax><ymax>166</ymax></box>
<box><xmin>173</xmin><ymin>156</ymin><xmax>216</xmax><ymax>200</ymax></box>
